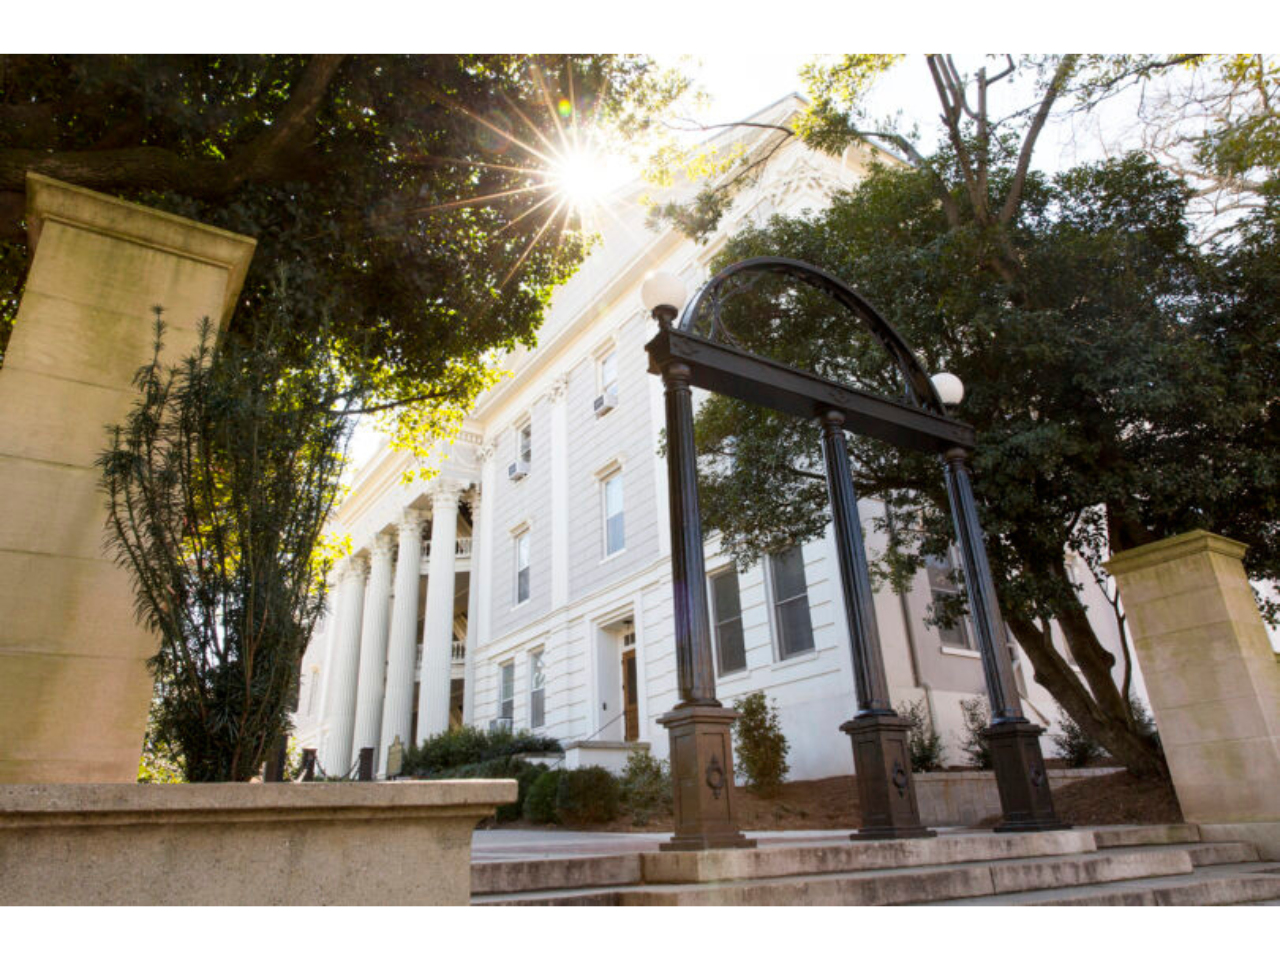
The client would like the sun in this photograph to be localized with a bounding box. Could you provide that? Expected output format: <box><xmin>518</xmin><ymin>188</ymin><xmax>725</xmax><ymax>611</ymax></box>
<box><xmin>550</xmin><ymin>146</ymin><xmax>615</xmax><ymax>211</ymax></box>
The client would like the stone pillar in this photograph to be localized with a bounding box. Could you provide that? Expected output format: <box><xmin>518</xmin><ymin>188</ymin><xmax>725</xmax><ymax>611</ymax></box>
<box><xmin>380</xmin><ymin>510</ymin><xmax>426</xmax><ymax>772</ymax></box>
<box><xmin>351</xmin><ymin>533</ymin><xmax>395</xmax><ymax>760</ymax></box>
<box><xmin>461</xmin><ymin>488</ymin><xmax>483</xmax><ymax>724</ymax></box>
<box><xmin>319</xmin><ymin>557</ymin><xmax>367</xmax><ymax>776</ymax></box>
<box><xmin>0</xmin><ymin>174</ymin><xmax>255</xmax><ymax>783</ymax></box>
<box><xmin>418</xmin><ymin>483</ymin><xmax>462</xmax><ymax>740</ymax></box>
<box><xmin>1107</xmin><ymin>530</ymin><xmax>1280</xmax><ymax>856</ymax></box>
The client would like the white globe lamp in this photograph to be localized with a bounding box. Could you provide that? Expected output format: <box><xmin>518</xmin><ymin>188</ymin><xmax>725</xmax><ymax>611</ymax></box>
<box><xmin>931</xmin><ymin>372</ymin><xmax>965</xmax><ymax>407</ymax></box>
<box><xmin>640</xmin><ymin>271</ymin><xmax>688</xmax><ymax>326</ymax></box>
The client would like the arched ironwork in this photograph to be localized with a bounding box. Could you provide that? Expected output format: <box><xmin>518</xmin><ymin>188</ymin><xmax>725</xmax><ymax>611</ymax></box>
<box><xmin>646</xmin><ymin>256</ymin><xmax>1067</xmax><ymax>850</ymax></box>
<box><xmin>677</xmin><ymin>256</ymin><xmax>946</xmax><ymax>415</ymax></box>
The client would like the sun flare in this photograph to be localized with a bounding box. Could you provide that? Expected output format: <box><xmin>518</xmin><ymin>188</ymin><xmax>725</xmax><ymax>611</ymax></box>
<box><xmin>550</xmin><ymin>146</ymin><xmax>615</xmax><ymax>209</ymax></box>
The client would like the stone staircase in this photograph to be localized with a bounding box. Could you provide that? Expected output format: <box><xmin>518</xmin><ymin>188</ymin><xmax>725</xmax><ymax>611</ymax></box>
<box><xmin>471</xmin><ymin>825</ymin><xmax>1280</xmax><ymax>906</ymax></box>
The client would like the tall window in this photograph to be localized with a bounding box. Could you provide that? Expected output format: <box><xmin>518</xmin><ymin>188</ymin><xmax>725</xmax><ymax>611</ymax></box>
<box><xmin>769</xmin><ymin>546</ymin><xmax>814</xmax><ymax>658</ymax></box>
<box><xmin>926</xmin><ymin>550</ymin><xmax>973</xmax><ymax>649</ymax></box>
<box><xmin>529</xmin><ymin>650</ymin><xmax>545</xmax><ymax>729</ymax></box>
<box><xmin>710</xmin><ymin>568</ymin><xmax>746</xmax><ymax>675</ymax></box>
<box><xmin>499</xmin><ymin>661</ymin><xmax>515</xmax><ymax>720</ymax></box>
<box><xmin>514</xmin><ymin>530</ymin><xmax>531</xmax><ymax>604</ymax></box>
<box><xmin>603</xmin><ymin>472</ymin><xmax>625</xmax><ymax>556</ymax></box>
<box><xmin>517</xmin><ymin>421</ymin><xmax>532</xmax><ymax>466</ymax></box>
<box><xmin>599</xmin><ymin>350</ymin><xmax>618</xmax><ymax>398</ymax></box>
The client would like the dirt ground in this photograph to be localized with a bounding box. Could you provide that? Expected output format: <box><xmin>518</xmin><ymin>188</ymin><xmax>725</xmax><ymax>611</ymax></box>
<box><xmin>531</xmin><ymin>769</ymin><xmax>1181</xmax><ymax>833</ymax></box>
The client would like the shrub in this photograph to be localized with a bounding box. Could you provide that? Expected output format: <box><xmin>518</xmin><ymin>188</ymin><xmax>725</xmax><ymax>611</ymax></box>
<box><xmin>425</xmin><ymin>756</ymin><xmax>547</xmax><ymax>821</ymax></box>
<box><xmin>618</xmin><ymin>750</ymin><xmax>672</xmax><ymax>826</ymax></box>
<box><xmin>1050</xmin><ymin>707</ymin><xmax>1106</xmax><ymax>768</ymax></box>
<box><xmin>524</xmin><ymin>769</ymin><xmax>564</xmax><ymax>824</ymax></box>
<box><xmin>898</xmin><ymin>698</ymin><xmax>945</xmax><ymax>772</ymax></box>
<box><xmin>732</xmin><ymin>692</ymin><xmax>790</xmax><ymax>795</ymax></box>
<box><xmin>959</xmin><ymin>696</ymin><xmax>993</xmax><ymax>769</ymax></box>
<box><xmin>400</xmin><ymin>725</ymin><xmax>561</xmax><ymax>777</ymax></box>
<box><xmin>556</xmin><ymin>766</ymin><xmax>621</xmax><ymax>824</ymax></box>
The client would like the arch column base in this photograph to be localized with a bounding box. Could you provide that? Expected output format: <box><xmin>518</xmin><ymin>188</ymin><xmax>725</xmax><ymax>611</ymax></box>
<box><xmin>658</xmin><ymin>705</ymin><xmax>755</xmax><ymax>852</ymax></box>
<box><xmin>841</xmin><ymin>715</ymin><xmax>936</xmax><ymax>841</ymax></box>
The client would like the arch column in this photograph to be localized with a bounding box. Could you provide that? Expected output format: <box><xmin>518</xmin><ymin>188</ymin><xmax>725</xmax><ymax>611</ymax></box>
<box><xmin>319</xmin><ymin>556</ymin><xmax>367</xmax><ymax>777</ymax></box>
<box><xmin>417</xmin><ymin>482</ymin><xmax>463</xmax><ymax>740</ymax></box>
<box><xmin>380</xmin><ymin>509</ymin><xmax>426</xmax><ymax>772</ymax></box>
<box><xmin>351</xmin><ymin>533</ymin><xmax>395</xmax><ymax>761</ymax></box>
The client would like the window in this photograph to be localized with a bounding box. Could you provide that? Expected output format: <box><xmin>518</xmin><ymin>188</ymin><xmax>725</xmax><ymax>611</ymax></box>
<box><xmin>499</xmin><ymin>662</ymin><xmax>515</xmax><ymax>720</ymax></box>
<box><xmin>529</xmin><ymin>650</ymin><xmax>545</xmax><ymax>729</ymax></box>
<box><xmin>517</xmin><ymin>421</ymin><xmax>532</xmax><ymax>466</ymax></box>
<box><xmin>599</xmin><ymin>350</ymin><xmax>618</xmax><ymax>398</ymax></box>
<box><xmin>603</xmin><ymin>472</ymin><xmax>625</xmax><ymax>556</ymax></box>
<box><xmin>514</xmin><ymin>529</ymin><xmax>531</xmax><ymax>604</ymax></box>
<box><xmin>710</xmin><ymin>568</ymin><xmax>746</xmax><ymax>675</ymax></box>
<box><xmin>769</xmin><ymin>546</ymin><xmax>814</xmax><ymax>658</ymax></box>
<box><xmin>927</xmin><ymin>550</ymin><xmax>974</xmax><ymax>649</ymax></box>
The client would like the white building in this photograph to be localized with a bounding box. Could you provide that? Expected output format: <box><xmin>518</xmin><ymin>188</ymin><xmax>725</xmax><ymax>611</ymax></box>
<box><xmin>293</xmin><ymin>95</ymin><xmax>1135</xmax><ymax>781</ymax></box>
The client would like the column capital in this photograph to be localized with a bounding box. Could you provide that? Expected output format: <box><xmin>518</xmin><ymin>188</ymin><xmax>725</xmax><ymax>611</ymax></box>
<box><xmin>477</xmin><ymin>441</ymin><xmax>497</xmax><ymax>464</ymax></box>
<box><xmin>370</xmin><ymin>532</ymin><xmax>396</xmax><ymax>559</ymax></box>
<box><xmin>429</xmin><ymin>479</ymin><xmax>466</xmax><ymax>508</ymax></box>
<box><xmin>397</xmin><ymin>508</ymin><xmax>427</xmax><ymax>534</ymax></box>
<box><xmin>549</xmin><ymin>372</ymin><xmax>570</xmax><ymax>402</ymax></box>
<box><xmin>339</xmin><ymin>554</ymin><xmax>369</xmax><ymax>582</ymax></box>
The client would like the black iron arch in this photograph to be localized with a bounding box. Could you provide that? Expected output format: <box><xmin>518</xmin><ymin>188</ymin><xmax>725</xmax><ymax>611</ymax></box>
<box><xmin>677</xmin><ymin>256</ymin><xmax>946</xmax><ymax>416</ymax></box>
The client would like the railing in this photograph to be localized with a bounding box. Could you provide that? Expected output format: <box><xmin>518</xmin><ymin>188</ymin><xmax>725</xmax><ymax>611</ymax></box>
<box><xmin>414</xmin><ymin>643</ymin><xmax>466</xmax><ymax>674</ymax></box>
<box><xmin>422</xmin><ymin>538</ymin><xmax>472</xmax><ymax>558</ymax></box>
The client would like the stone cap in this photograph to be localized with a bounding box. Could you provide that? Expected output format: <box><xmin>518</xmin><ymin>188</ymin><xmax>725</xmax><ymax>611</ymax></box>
<box><xmin>0</xmin><ymin>780</ymin><xmax>516</xmax><ymax>825</ymax></box>
<box><xmin>1105</xmin><ymin>529</ymin><xmax>1249</xmax><ymax>578</ymax></box>
<box><xmin>25</xmin><ymin>172</ymin><xmax>257</xmax><ymax>328</ymax></box>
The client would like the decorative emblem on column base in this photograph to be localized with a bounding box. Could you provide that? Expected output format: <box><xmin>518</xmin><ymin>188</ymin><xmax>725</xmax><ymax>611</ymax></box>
<box><xmin>658</xmin><ymin>704</ymin><xmax>756</xmax><ymax>852</ymax></box>
<box><xmin>841</xmin><ymin>714</ymin><xmax>936</xmax><ymax>841</ymax></box>
<box><xmin>984</xmin><ymin>721</ymin><xmax>1072</xmax><ymax>833</ymax></box>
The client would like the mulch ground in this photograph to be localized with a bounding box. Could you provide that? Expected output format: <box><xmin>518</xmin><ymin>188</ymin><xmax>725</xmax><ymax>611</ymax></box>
<box><xmin>1044</xmin><ymin>771</ymin><xmax>1183</xmax><ymax>826</ymax></box>
<box><xmin>507</xmin><ymin>769</ymin><xmax>1181</xmax><ymax>833</ymax></box>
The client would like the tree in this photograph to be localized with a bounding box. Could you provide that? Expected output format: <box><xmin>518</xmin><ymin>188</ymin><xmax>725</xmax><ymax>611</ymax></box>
<box><xmin>2</xmin><ymin>56</ymin><xmax>684</xmax><ymax>778</ymax></box>
<box><xmin>100</xmin><ymin>296</ymin><xmax>354</xmax><ymax>782</ymax></box>
<box><xmin>686</xmin><ymin>149</ymin><xmax>1280</xmax><ymax>781</ymax></box>
<box><xmin>647</xmin><ymin>54</ymin><xmax>1279</xmax><ymax>781</ymax></box>
<box><xmin>0</xmin><ymin>54</ymin><xmax>686</xmax><ymax>451</ymax></box>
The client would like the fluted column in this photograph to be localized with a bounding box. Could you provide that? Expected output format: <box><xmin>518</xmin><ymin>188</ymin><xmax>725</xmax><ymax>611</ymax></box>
<box><xmin>462</xmin><ymin>486</ymin><xmax>483</xmax><ymax>724</ymax></box>
<box><xmin>418</xmin><ymin>482</ymin><xmax>463</xmax><ymax>740</ymax></box>
<box><xmin>351</xmin><ymin>533</ymin><xmax>395</xmax><ymax>760</ymax></box>
<box><xmin>319</xmin><ymin>556</ymin><xmax>367</xmax><ymax>777</ymax></box>
<box><xmin>380</xmin><ymin>509</ymin><xmax>426</xmax><ymax>772</ymax></box>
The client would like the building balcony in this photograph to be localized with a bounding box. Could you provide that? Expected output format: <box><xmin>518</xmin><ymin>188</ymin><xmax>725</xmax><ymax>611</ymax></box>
<box><xmin>422</xmin><ymin>538</ymin><xmax>472</xmax><ymax>558</ymax></box>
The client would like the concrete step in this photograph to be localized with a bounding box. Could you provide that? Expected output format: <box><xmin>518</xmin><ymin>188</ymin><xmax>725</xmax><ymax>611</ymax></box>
<box><xmin>1090</xmin><ymin>824</ymin><xmax>1201</xmax><ymax>848</ymax></box>
<box><xmin>474</xmin><ymin>847</ymin><xmax>1195</xmax><ymax>906</ymax></box>
<box><xmin>935</xmin><ymin>862</ymin><xmax>1280</xmax><ymax>906</ymax></box>
<box><xmin>471</xmin><ymin>853</ymin><xmax>641</xmax><ymax>896</ymax></box>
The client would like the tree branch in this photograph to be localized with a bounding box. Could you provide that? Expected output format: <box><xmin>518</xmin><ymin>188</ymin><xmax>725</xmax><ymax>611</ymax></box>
<box><xmin>997</xmin><ymin>55</ymin><xmax>1079</xmax><ymax>226</ymax></box>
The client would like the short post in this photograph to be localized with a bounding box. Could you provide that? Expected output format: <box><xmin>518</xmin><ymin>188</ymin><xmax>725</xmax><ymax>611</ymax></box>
<box><xmin>301</xmin><ymin>749</ymin><xmax>317</xmax><ymax>782</ymax></box>
<box><xmin>358</xmin><ymin>746</ymin><xmax>376</xmax><ymax>782</ymax></box>
<box><xmin>820</xmin><ymin>410</ymin><xmax>933</xmax><ymax>840</ymax></box>
<box><xmin>943</xmin><ymin>447</ymin><xmax>1068</xmax><ymax>832</ymax></box>
<box><xmin>655</xmin><ymin>357</ymin><xmax>753</xmax><ymax>851</ymax></box>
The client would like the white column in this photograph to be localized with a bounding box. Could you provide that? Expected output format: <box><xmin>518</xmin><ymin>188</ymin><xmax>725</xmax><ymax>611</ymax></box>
<box><xmin>474</xmin><ymin>447</ymin><xmax>498</xmax><ymax>725</ymax></box>
<box><xmin>379</xmin><ymin>509</ymin><xmax>426</xmax><ymax>771</ymax></box>
<box><xmin>351</xmin><ymin>532</ymin><xmax>395</xmax><ymax>760</ymax></box>
<box><xmin>319</xmin><ymin>555</ymin><xmax>367</xmax><ymax>777</ymax></box>
<box><xmin>462</xmin><ymin>487</ymin><xmax>483</xmax><ymax>724</ymax></box>
<box><xmin>550</xmin><ymin>374</ymin><xmax>570</xmax><ymax>607</ymax></box>
<box><xmin>418</xmin><ymin>482</ymin><xmax>462</xmax><ymax>739</ymax></box>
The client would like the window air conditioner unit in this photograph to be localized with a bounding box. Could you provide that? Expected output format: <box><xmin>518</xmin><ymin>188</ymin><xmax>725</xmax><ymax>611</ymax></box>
<box><xmin>489</xmin><ymin>718</ymin><xmax>514</xmax><ymax>733</ymax></box>
<box><xmin>593</xmin><ymin>390</ymin><xmax>619</xmax><ymax>417</ymax></box>
<box><xmin>508</xmin><ymin>460</ymin><xmax>529</xmax><ymax>481</ymax></box>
